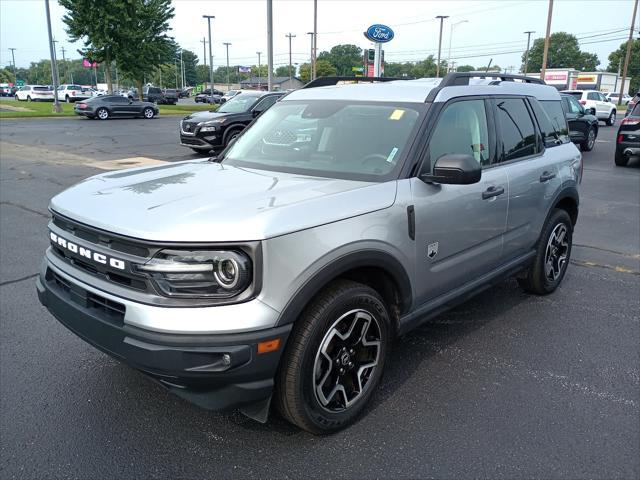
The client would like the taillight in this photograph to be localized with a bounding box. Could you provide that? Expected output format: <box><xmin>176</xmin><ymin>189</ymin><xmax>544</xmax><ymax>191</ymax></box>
<box><xmin>621</xmin><ymin>117</ymin><xmax>640</xmax><ymax>126</ymax></box>
<box><xmin>579</xmin><ymin>100</ymin><xmax>586</xmax><ymax>105</ymax></box>
<box><xmin>617</xmin><ymin>134</ymin><xmax>623</xmax><ymax>143</ymax></box>
<box><xmin>78</xmin><ymin>103</ymin><xmax>88</xmax><ymax>109</ymax></box>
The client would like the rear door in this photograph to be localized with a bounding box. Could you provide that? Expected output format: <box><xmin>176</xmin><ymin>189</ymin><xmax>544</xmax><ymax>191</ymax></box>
<box><xmin>410</xmin><ymin>97</ymin><xmax>508</xmax><ymax>303</ymax></box>
<box><xmin>493</xmin><ymin>97</ymin><xmax>562</xmax><ymax>260</ymax></box>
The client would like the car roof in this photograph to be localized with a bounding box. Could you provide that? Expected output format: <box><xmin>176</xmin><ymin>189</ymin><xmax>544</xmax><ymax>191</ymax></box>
<box><xmin>286</xmin><ymin>77</ymin><xmax>561</xmax><ymax>103</ymax></box>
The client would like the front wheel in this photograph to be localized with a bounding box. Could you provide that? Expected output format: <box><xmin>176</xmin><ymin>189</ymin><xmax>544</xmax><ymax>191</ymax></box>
<box><xmin>606</xmin><ymin>110</ymin><xmax>616</xmax><ymax>126</ymax></box>
<box><xmin>518</xmin><ymin>209</ymin><xmax>573</xmax><ymax>295</ymax></box>
<box><xmin>26</xmin><ymin>95</ymin><xmax>31</xmax><ymax>102</ymax></box>
<box><xmin>14</xmin><ymin>95</ymin><xmax>19</xmax><ymax>101</ymax></box>
<box><xmin>96</xmin><ymin>107</ymin><xmax>109</xmax><ymax>120</ymax></box>
<box><xmin>65</xmin><ymin>95</ymin><xmax>70</xmax><ymax>103</ymax></box>
<box><xmin>580</xmin><ymin>127</ymin><xmax>596</xmax><ymax>151</ymax></box>
<box><xmin>143</xmin><ymin>107</ymin><xmax>155</xmax><ymax>119</ymax></box>
<box><xmin>276</xmin><ymin>280</ymin><xmax>390</xmax><ymax>434</ymax></box>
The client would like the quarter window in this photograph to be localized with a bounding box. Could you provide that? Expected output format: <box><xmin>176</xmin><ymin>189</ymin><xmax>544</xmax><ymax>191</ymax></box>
<box><xmin>587</xmin><ymin>92</ymin><xmax>599</xmax><ymax>101</ymax></box>
<box><xmin>539</xmin><ymin>100</ymin><xmax>569</xmax><ymax>144</ymax></box>
<box><xmin>427</xmin><ymin>99</ymin><xmax>491</xmax><ymax>168</ymax></box>
<box><xmin>495</xmin><ymin>98</ymin><xmax>537</xmax><ymax>162</ymax></box>
<box><xmin>254</xmin><ymin>95</ymin><xmax>278</xmax><ymax>112</ymax></box>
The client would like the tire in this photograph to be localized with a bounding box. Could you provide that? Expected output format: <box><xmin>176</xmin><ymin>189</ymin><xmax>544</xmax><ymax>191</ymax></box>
<box><xmin>518</xmin><ymin>209</ymin><xmax>573</xmax><ymax>295</ymax></box>
<box><xmin>65</xmin><ymin>95</ymin><xmax>70</xmax><ymax>103</ymax></box>
<box><xmin>96</xmin><ymin>107</ymin><xmax>109</xmax><ymax>120</ymax></box>
<box><xmin>224</xmin><ymin>128</ymin><xmax>242</xmax><ymax>147</ymax></box>
<box><xmin>26</xmin><ymin>95</ymin><xmax>31</xmax><ymax>102</ymax></box>
<box><xmin>14</xmin><ymin>95</ymin><xmax>19</xmax><ymax>101</ymax></box>
<box><xmin>143</xmin><ymin>107</ymin><xmax>155</xmax><ymax>119</ymax></box>
<box><xmin>579</xmin><ymin>127</ymin><xmax>596</xmax><ymax>152</ymax></box>
<box><xmin>275</xmin><ymin>279</ymin><xmax>391</xmax><ymax>434</ymax></box>
<box><xmin>606</xmin><ymin>110</ymin><xmax>616</xmax><ymax>126</ymax></box>
<box><xmin>615</xmin><ymin>150</ymin><xmax>629</xmax><ymax>166</ymax></box>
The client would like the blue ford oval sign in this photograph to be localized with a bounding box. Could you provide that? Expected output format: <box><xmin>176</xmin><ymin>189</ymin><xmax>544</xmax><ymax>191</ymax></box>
<box><xmin>364</xmin><ymin>24</ymin><xmax>394</xmax><ymax>43</ymax></box>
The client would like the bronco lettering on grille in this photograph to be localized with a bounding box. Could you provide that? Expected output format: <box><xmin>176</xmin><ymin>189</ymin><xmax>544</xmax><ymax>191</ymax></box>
<box><xmin>50</xmin><ymin>231</ymin><xmax>126</xmax><ymax>270</ymax></box>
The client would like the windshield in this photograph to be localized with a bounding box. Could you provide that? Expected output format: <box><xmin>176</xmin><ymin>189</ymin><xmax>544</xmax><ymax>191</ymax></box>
<box><xmin>217</xmin><ymin>94</ymin><xmax>260</xmax><ymax>113</ymax></box>
<box><xmin>222</xmin><ymin>100</ymin><xmax>422</xmax><ymax>181</ymax></box>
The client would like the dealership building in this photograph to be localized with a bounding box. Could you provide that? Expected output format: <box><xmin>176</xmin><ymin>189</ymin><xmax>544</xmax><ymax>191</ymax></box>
<box><xmin>527</xmin><ymin>68</ymin><xmax>632</xmax><ymax>93</ymax></box>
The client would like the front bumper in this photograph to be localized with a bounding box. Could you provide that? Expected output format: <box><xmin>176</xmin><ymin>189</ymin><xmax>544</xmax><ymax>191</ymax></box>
<box><xmin>37</xmin><ymin>262</ymin><xmax>291</xmax><ymax>414</ymax></box>
<box><xmin>179</xmin><ymin>133</ymin><xmax>223</xmax><ymax>150</ymax></box>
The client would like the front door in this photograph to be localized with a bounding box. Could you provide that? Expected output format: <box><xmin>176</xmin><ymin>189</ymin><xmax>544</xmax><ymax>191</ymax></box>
<box><xmin>411</xmin><ymin>98</ymin><xmax>508</xmax><ymax>304</ymax></box>
<box><xmin>562</xmin><ymin>95</ymin><xmax>589</xmax><ymax>143</ymax></box>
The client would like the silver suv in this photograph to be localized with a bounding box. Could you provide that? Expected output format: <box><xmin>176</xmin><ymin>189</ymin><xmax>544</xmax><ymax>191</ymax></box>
<box><xmin>37</xmin><ymin>73</ymin><xmax>582</xmax><ymax>434</ymax></box>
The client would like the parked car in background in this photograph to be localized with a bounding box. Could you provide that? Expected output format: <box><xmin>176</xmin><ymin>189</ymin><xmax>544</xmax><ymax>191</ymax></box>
<box><xmin>162</xmin><ymin>88</ymin><xmax>179</xmax><ymax>105</ymax></box>
<box><xmin>14</xmin><ymin>85</ymin><xmax>54</xmax><ymax>101</ymax></box>
<box><xmin>194</xmin><ymin>88</ymin><xmax>224</xmax><ymax>103</ymax></box>
<box><xmin>0</xmin><ymin>83</ymin><xmax>15</xmax><ymax>97</ymax></box>
<box><xmin>89</xmin><ymin>88</ymin><xmax>107</xmax><ymax>97</ymax></box>
<box><xmin>55</xmin><ymin>84</ymin><xmax>91</xmax><ymax>103</ymax></box>
<box><xmin>128</xmin><ymin>86</ymin><xmax>176</xmax><ymax>105</ymax></box>
<box><xmin>560</xmin><ymin>93</ymin><xmax>599</xmax><ymax>151</ymax></box>
<box><xmin>180</xmin><ymin>90</ymin><xmax>285</xmax><ymax>152</ymax></box>
<box><xmin>74</xmin><ymin>95</ymin><xmax>159</xmax><ymax>120</ymax></box>
<box><xmin>178</xmin><ymin>87</ymin><xmax>193</xmax><ymax>98</ymax></box>
<box><xmin>561</xmin><ymin>89</ymin><xmax>617</xmax><ymax>126</ymax></box>
<box><xmin>222</xmin><ymin>89</ymin><xmax>241</xmax><ymax>102</ymax></box>
<box><xmin>606</xmin><ymin>93</ymin><xmax>632</xmax><ymax>105</ymax></box>
<box><xmin>625</xmin><ymin>92</ymin><xmax>640</xmax><ymax>117</ymax></box>
<box><xmin>615</xmin><ymin>102</ymin><xmax>640</xmax><ymax>166</ymax></box>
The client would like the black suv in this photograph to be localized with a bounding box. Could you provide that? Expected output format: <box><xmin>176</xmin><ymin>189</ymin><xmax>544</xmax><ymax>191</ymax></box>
<box><xmin>180</xmin><ymin>91</ymin><xmax>285</xmax><ymax>153</ymax></box>
<box><xmin>616</xmin><ymin>102</ymin><xmax>640</xmax><ymax>166</ymax></box>
<box><xmin>194</xmin><ymin>88</ymin><xmax>224</xmax><ymax>103</ymax></box>
<box><xmin>128</xmin><ymin>86</ymin><xmax>177</xmax><ymax>105</ymax></box>
<box><xmin>560</xmin><ymin>93</ymin><xmax>599</xmax><ymax>151</ymax></box>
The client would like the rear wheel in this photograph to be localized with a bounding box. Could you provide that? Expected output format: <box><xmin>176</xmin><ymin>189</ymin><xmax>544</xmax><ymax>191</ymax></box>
<box><xmin>26</xmin><ymin>95</ymin><xmax>31</xmax><ymax>102</ymax></box>
<box><xmin>143</xmin><ymin>107</ymin><xmax>155</xmax><ymax>119</ymax></box>
<box><xmin>14</xmin><ymin>95</ymin><xmax>19</xmax><ymax>101</ymax></box>
<box><xmin>615</xmin><ymin>150</ymin><xmax>629</xmax><ymax>166</ymax></box>
<box><xmin>580</xmin><ymin>127</ymin><xmax>596</xmax><ymax>151</ymax></box>
<box><xmin>96</xmin><ymin>107</ymin><xmax>109</xmax><ymax>120</ymax></box>
<box><xmin>65</xmin><ymin>95</ymin><xmax>70</xmax><ymax>103</ymax></box>
<box><xmin>606</xmin><ymin>110</ymin><xmax>616</xmax><ymax>126</ymax></box>
<box><xmin>276</xmin><ymin>280</ymin><xmax>390</xmax><ymax>434</ymax></box>
<box><xmin>518</xmin><ymin>209</ymin><xmax>572</xmax><ymax>295</ymax></box>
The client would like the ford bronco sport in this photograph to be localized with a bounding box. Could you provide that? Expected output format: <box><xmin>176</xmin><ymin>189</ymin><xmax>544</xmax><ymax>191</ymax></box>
<box><xmin>37</xmin><ymin>73</ymin><xmax>582</xmax><ymax>434</ymax></box>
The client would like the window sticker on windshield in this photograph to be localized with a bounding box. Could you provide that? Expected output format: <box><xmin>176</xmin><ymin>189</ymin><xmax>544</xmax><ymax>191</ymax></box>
<box><xmin>386</xmin><ymin>147</ymin><xmax>399</xmax><ymax>163</ymax></box>
<box><xmin>389</xmin><ymin>109</ymin><xmax>405</xmax><ymax>120</ymax></box>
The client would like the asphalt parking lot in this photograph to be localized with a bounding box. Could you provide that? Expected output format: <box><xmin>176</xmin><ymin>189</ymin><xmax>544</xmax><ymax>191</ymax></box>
<box><xmin>1</xmin><ymin>115</ymin><xmax>638</xmax><ymax>479</ymax></box>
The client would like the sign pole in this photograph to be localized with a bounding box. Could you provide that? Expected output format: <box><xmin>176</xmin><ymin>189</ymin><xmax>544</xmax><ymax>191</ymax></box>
<box><xmin>373</xmin><ymin>43</ymin><xmax>382</xmax><ymax>77</ymax></box>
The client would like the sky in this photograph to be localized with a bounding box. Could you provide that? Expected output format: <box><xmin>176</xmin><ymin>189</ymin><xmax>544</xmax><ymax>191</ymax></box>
<box><xmin>0</xmin><ymin>0</ymin><xmax>637</xmax><ymax>73</ymax></box>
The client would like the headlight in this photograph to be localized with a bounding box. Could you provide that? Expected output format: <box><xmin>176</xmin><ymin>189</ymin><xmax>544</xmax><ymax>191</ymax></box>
<box><xmin>135</xmin><ymin>249</ymin><xmax>252</xmax><ymax>298</ymax></box>
<box><xmin>200</xmin><ymin>125</ymin><xmax>217</xmax><ymax>132</ymax></box>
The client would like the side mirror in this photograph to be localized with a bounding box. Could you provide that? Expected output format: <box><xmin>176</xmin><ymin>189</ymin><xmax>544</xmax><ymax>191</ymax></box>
<box><xmin>252</xmin><ymin>110</ymin><xmax>262</xmax><ymax>117</ymax></box>
<box><xmin>587</xmin><ymin>107</ymin><xmax>596</xmax><ymax>115</ymax></box>
<box><xmin>420</xmin><ymin>153</ymin><xmax>481</xmax><ymax>185</ymax></box>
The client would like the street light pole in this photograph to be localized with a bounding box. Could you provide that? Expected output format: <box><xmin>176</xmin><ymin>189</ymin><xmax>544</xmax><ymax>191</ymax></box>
<box><xmin>267</xmin><ymin>0</ymin><xmax>273</xmax><ymax>91</ymax></box>
<box><xmin>617</xmin><ymin>0</ymin><xmax>638</xmax><ymax>107</ymax></box>
<box><xmin>201</xmin><ymin>37</ymin><xmax>207</xmax><ymax>72</ymax></box>
<box><xmin>523</xmin><ymin>30</ymin><xmax>535</xmax><ymax>75</ymax></box>
<box><xmin>447</xmin><ymin>20</ymin><xmax>468</xmax><ymax>73</ymax></box>
<box><xmin>257</xmin><ymin>51</ymin><xmax>262</xmax><ymax>89</ymax></box>
<box><xmin>306</xmin><ymin>32</ymin><xmax>314</xmax><ymax>81</ymax></box>
<box><xmin>312</xmin><ymin>0</ymin><xmax>317</xmax><ymax>80</ymax></box>
<box><xmin>9</xmin><ymin>48</ymin><xmax>17</xmax><ymax>79</ymax></box>
<box><xmin>435</xmin><ymin>15</ymin><xmax>449</xmax><ymax>78</ymax></box>
<box><xmin>286</xmin><ymin>33</ymin><xmax>296</xmax><ymax>83</ymax></box>
<box><xmin>179</xmin><ymin>49</ymin><xmax>184</xmax><ymax>89</ymax></box>
<box><xmin>44</xmin><ymin>0</ymin><xmax>61</xmax><ymax>113</ymax></box>
<box><xmin>540</xmin><ymin>0</ymin><xmax>554</xmax><ymax>80</ymax></box>
<box><xmin>203</xmin><ymin>15</ymin><xmax>215</xmax><ymax>90</ymax></box>
<box><xmin>223</xmin><ymin>42</ymin><xmax>232</xmax><ymax>87</ymax></box>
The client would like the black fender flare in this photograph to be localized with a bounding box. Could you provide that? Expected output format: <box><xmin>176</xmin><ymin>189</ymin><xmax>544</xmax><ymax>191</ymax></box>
<box><xmin>222</xmin><ymin>124</ymin><xmax>245</xmax><ymax>145</ymax></box>
<box><xmin>275</xmin><ymin>249</ymin><xmax>413</xmax><ymax>328</ymax></box>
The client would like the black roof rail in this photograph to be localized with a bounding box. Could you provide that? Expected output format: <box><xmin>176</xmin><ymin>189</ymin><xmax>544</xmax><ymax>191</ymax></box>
<box><xmin>425</xmin><ymin>71</ymin><xmax>546</xmax><ymax>102</ymax></box>
<box><xmin>302</xmin><ymin>76</ymin><xmax>408</xmax><ymax>89</ymax></box>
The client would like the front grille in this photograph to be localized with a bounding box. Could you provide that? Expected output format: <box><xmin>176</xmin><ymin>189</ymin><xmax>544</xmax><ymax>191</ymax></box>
<box><xmin>181</xmin><ymin>121</ymin><xmax>198</xmax><ymax>135</ymax></box>
<box><xmin>47</xmin><ymin>269</ymin><xmax>125</xmax><ymax>323</ymax></box>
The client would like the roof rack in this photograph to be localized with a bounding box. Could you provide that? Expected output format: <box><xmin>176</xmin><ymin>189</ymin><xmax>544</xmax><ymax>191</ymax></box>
<box><xmin>302</xmin><ymin>76</ymin><xmax>408</xmax><ymax>89</ymax></box>
<box><xmin>425</xmin><ymin>71</ymin><xmax>546</xmax><ymax>102</ymax></box>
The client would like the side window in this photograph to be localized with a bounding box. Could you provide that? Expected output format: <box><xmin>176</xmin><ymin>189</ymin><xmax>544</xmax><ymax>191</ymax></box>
<box><xmin>253</xmin><ymin>95</ymin><xmax>278</xmax><ymax>112</ymax></box>
<box><xmin>599</xmin><ymin>93</ymin><xmax>608</xmax><ymax>102</ymax></box>
<box><xmin>567</xmin><ymin>96</ymin><xmax>582</xmax><ymax>114</ymax></box>
<box><xmin>587</xmin><ymin>92</ymin><xmax>599</xmax><ymax>101</ymax></box>
<box><xmin>425</xmin><ymin>99</ymin><xmax>491</xmax><ymax>169</ymax></box>
<box><xmin>539</xmin><ymin>100</ymin><xmax>569</xmax><ymax>144</ymax></box>
<box><xmin>495</xmin><ymin>98</ymin><xmax>538</xmax><ymax>162</ymax></box>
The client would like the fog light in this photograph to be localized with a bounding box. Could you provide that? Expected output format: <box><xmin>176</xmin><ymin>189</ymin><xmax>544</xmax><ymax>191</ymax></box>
<box><xmin>222</xmin><ymin>353</ymin><xmax>232</xmax><ymax>366</ymax></box>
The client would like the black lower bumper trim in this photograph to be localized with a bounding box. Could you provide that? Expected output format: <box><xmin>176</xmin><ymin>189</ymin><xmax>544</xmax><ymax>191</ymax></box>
<box><xmin>37</xmin><ymin>274</ymin><xmax>291</xmax><ymax>412</ymax></box>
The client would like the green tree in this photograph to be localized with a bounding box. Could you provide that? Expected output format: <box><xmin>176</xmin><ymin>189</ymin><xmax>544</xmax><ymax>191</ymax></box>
<box><xmin>456</xmin><ymin>64</ymin><xmax>476</xmax><ymax>72</ymax></box>
<box><xmin>114</xmin><ymin>0</ymin><xmax>176</xmax><ymax>99</ymax></box>
<box><xmin>607</xmin><ymin>39</ymin><xmax>640</xmax><ymax>96</ymax></box>
<box><xmin>59</xmin><ymin>0</ymin><xmax>123</xmax><ymax>93</ymax></box>
<box><xmin>298</xmin><ymin>60</ymin><xmax>337</xmax><ymax>83</ymax></box>
<box><xmin>318</xmin><ymin>44</ymin><xmax>362</xmax><ymax>76</ymax></box>
<box><xmin>180</xmin><ymin>49</ymin><xmax>198</xmax><ymax>86</ymax></box>
<box><xmin>275</xmin><ymin>66</ymin><xmax>290</xmax><ymax>77</ymax></box>
<box><xmin>0</xmin><ymin>68</ymin><xmax>15</xmax><ymax>83</ymax></box>
<box><xmin>521</xmin><ymin>32</ymin><xmax>600</xmax><ymax>72</ymax></box>
<box><xmin>384</xmin><ymin>62</ymin><xmax>414</xmax><ymax>78</ymax></box>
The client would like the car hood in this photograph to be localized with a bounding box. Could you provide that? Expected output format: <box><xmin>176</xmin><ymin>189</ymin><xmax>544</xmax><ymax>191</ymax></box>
<box><xmin>50</xmin><ymin>160</ymin><xmax>397</xmax><ymax>242</ymax></box>
<box><xmin>183</xmin><ymin>110</ymin><xmax>229</xmax><ymax>122</ymax></box>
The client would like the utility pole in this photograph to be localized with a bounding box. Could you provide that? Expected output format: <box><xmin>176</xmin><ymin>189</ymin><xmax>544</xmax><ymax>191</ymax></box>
<box><xmin>203</xmin><ymin>15</ymin><xmax>215</xmax><ymax>90</ymax></box>
<box><xmin>267</xmin><ymin>0</ymin><xmax>273</xmax><ymax>91</ymax></box>
<box><xmin>174</xmin><ymin>58</ymin><xmax>178</xmax><ymax>88</ymax></box>
<box><xmin>8</xmin><ymin>48</ymin><xmax>16</xmax><ymax>79</ymax></box>
<box><xmin>447</xmin><ymin>20</ymin><xmax>468</xmax><ymax>73</ymax></box>
<box><xmin>286</xmin><ymin>33</ymin><xmax>296</xmax><ymax>83</ymax></box>
<box><xmin>312</xmin><ymin>0</ymin><xmax>317</xmax><ymax>80</ymax></box>
<box><xmin>617</xmin><ymin>0</ymin><xmax>638</xmax><ymax>107</ymax></box>
<box><xmin>523</xmin><ymin>30</ymin><xmax>535</xmax><ymax>75</ymax></box>
<box><xmin>201</xmin><ymin>37</ymin><xmax>207</xmax><ymax>73</ymax></box>
<box><xmin>179</xmin><ymin>49</ymin><xmax>184</xmax><ymax>89</ymax></box>
<box><xmin>257</xmin><ymin>51</ymin><xmax>262</xmax><ymax>89</ymax></box>
<box><xmin>540</xmin><ymin>0</ymin><xmax>554</xmax><ymax>80</ymax></box>
<box><xmin>44</xmin><ymin>0</ymin><xmax>61</xmax><ymax>113</ymax></box>
<box><xmin>306</xmin><ymin>32</ymin><xmax>314</xmax><ymax>81</ymax></box>
<box><xmin>223</xmin><ymin>42</ymin><xmax>232</xmax><ymax>87</ymax></box>
<box><xmin>435</xmin><ymin>15</ymin><xmax>449</xmax><ymax>78</ymax></box>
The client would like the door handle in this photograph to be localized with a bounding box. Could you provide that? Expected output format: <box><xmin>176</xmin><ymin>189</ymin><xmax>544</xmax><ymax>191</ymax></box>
<box><xmin>482</xmin><ymin>185</ymin><xmax>505</xmax><ymax>200</ymax></box>
<box><xmin>539</xmin><ymin>171</ymin><xmax>556</xmax><ymax>182</ymax></box>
